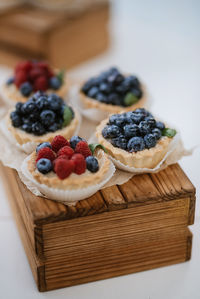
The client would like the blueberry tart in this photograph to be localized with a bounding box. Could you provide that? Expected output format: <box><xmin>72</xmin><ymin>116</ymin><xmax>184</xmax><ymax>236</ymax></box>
<box><xmin>80</xmin><ymin>67</ymin><xmax>146</xmax><ymax>115</ymax></box>
<box><xmin>1</xmin><ymin>60</ymin><xmax>68</xmax><ymax>105</ymax></box>
<box><xmin>96</xmin><ymin>108</ymin><xmax>177</xmax><ymax>169</ymax></box>
<box><xmin>21</xmin><ymin>135</ymin><xmax>114</xmax><ymax>204</ymax></box>
<box><xmin>6</xmin><ymin>92</ymin><xmax>80</xmax><ymax>153</ymax></box>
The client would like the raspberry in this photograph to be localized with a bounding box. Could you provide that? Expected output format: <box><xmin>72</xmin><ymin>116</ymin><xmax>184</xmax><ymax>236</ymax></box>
<box><xmin>57</xmin><ymin>146</ymin><xmax>74</xmax><ymax>159</ymax></box>
<box><xmin>54</xmin><ymin>159</ymin><xmax>75</xmax><ymax>179</ymax></box>
<box><xmin>15</xmin><ymin>70</ymin><xmax>28</xmax><ymax>87</ymax></box>
<box><xmin>53</xmin><ymin>155</ymin><xmax>69</xmax><ymax>170</ymax></box>
<box><xmin>71</xmin><ymin>153</ymin><xmax>86</xmax><ymax>175</ymax></box>
<box><xmin>34</xmin><ymin>76</ymin><xmax>48</xmax><ymax>91</ymax></box>
<box><xmin>15</xmin><ymin>61</ymin><xmax>32</xmax><ymax>74</ymax></box>
<box><xmin>51</xmin><ymin>135</ymin><xmax>70</xmax><ymax>152</ymax></box>
<box><xmin>36</xmin><ymin>147</ymin><xmax>56</xmax><ymax>162</ymax></box>
<box><xmin>75</xmin><ymin>141</ymin><xmax>92</xmax><ymax>158</ymax></box>
<box><xmin>29</xmin><ymin>67</ymin><xmax>46</xmax><ymax>82</ymax></box>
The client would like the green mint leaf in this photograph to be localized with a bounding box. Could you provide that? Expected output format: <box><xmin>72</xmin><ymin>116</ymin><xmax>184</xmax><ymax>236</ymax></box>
<box><xmin>124</xmin><ymin>92</ymin><xmax>139</xmax><ymax>106</ymax></box>
<box><xmin>89</xmin><ymin>143</ymin><xmax>107</xmax><ymax>155</ymax></box>
<box><xmin>162</xmin><ymin>128</ymin><xmax>177</xmax><ymax>138</ymax></box>
<box><xmin>63</xmin><ymin>106</ymin><xmax>73</xmax><ymax>127</ymax></box>
<box><xmin>56</xmin><ymin>69</ymin><xmax>65</xmax><ymax>83</ymax></box>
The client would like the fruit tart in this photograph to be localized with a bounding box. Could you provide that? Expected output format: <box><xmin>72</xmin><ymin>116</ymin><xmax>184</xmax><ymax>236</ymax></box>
<box><xmin>80</xmin><ymin>67</ymin><xmax>146</xmax><ymax>116</ymax></box>
<box><xmin>21</xmin><ymin>135</ymin><xmax>115</xmax><ymax>204</ymax></box>
<box><xmin>1</xmin><ymin>60</ymin><xmax>68</xmax><ymax>105</ymax></box>
<box><xmin>5</xmin><ymin>92</ymin><xmax>80</xmax><ymax>153</ymax></box>
<box><xmin>96</xmin><ymin>108</ymin><xmax>177</xmax><ymax>169</ymax></box>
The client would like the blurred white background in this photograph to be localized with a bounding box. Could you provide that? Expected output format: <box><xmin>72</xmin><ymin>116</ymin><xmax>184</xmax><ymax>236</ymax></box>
<box><xmin>0</xmin><ymin>0</ymin><xmax>199</xmax><ymax>298</ymax></box>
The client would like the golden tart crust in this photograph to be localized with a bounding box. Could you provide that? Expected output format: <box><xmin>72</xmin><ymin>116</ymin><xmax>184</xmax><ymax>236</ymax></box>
<box><xmin>27</xmin><ymin>150</ymin><xmax>111</xmax><ymax>190</ymax></box>
<box><xmin>79</xmin><ymin>85</ymin><xmax>147</xmax><ymax>113</ymax></box>
<box><xmin>6</xmin><ymin>109</ymin><xmax>79</xmax><ymax>145</ymax></box>
<box><xmin>2</xmin><ymin>81</ymin><xmax>68</xmax><ymax>104</ymax></box>
<box><xmin>96</xmin><ymin>118</ymin><xmax>172</xmax><ymax>169</ymax></box>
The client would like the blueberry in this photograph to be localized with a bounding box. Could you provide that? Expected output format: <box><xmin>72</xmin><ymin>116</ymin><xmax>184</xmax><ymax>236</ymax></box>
<box><xmin>81</xmin><ymin>78</ymin><xmax>97</xmax><ymax>93</ymax></box>
<box><xmin>21</xmin><ymin>123</ymin><xmax>32</xmax><ymax>133</ymax></box>
<box><xmin>130</xmin><ymin>112</ymin><xmax>144</xmax><ymax>124</ymax></box>
<box><xmin>131</xmin><ymin>88</ymin><xmax>143</xmax><ymax>99</ymax></box>
<box><xmin>124</xmin><ymin>124</ymin><xmax>138</xmax><ymax>139</ymax></box>
<box><xmin>36</xmin><ymin>95</ymin><xmax>49</xmax><ymax>110</ymax></box>
<box><xmin>49</xmin><ymin>77</ymin><xmax>62</xmax><ymax>90</ymax></box>
<box><xmin>102</xmin><ymin>126</ymin><xmax>110</xmax><ymax>138</ymax></box>
<box><xmin>36</xmin><ymin>158</ymin><xmax>52</xmax><ymax>174</ymax></box>
<box><xmin>124</xmin><ymin>75</ymin><xmax>140</xmax><ymax>88</ymax></box>
<box><xmin>145</xmin><ymin>116</ymin><xmax>156</xmax><ymax>128</ymax></box>
<box><xmin>86</xmin><ymin>156</ymin><xmax>99</xmax><ymax>173</ymax></box>
<box><xmin>10</xmin><ymin>111</ymin><xmax>22</xmax><ymax>128</ymax></box>
<box><xmin>32</xmin><ymin>122</ymin><xmax>46</xmax><ymax>135</ymax></box>
<box><xmin>40</xmin><ymin>110</ymin><xmax>55</xmax><ymax>127</ymax></box>
<box><xmin>152</xmin><ymin>128</ymin><xmax>162</xmax><ymax>140</ymax></box>
<box><xmin>20</xmin><ymin>82</ymin><xmax>33</xmax><ymax>97</ymax></box>
<box><xmin>70</xmin><ymin>136</ymin><xmax>85</xmax><ymax>149</ymax></box>
<box><xmin>116</xmin><ymin>82</ymin><xmax>129</xmax><ymax>94</ymax></box>
<box><xmin>156</xmin><ymin>121</ymin><xmax>165</xmax><ymax>131</ymax></box>
<box><xmin>111</xmin><ymin>135</ymin><xmax>127</xmax><ymax>150</ymax></box>
<box><xmin>144</xmin><ymin>134</ymin><xmax>157</xmax><ymax>149</ymax></box>
<box><xmin>108</xmin><ymin>67</ymin><xmax>119</xmax><ymax>74</ymax></box>
<box><xmin>33</xmin><ymin>91</ymin><xmax>44</xmax><ymax>101</ymax></box>
<box><xmin>96</xmin><ymin>93</ymin><xmax>107</xmax><ymax>103</ymax></box>
<box><xmin>6</xmin><ymin>77</ymin><xmax>14</xmax><ymax>85</ymax></box>
<box><xmin>87</xmin><ymin>86</ymin><xmax>99</xmax><ymax>98</ymax></box>
<box><xmin>109</xmin><ymin>114</ymin><xmax>126</xmax><ymax>126</ymax></box>
<box><xmin>99</xmin><ymin>83</ymin><xmax>112</xmax><ymax>94</ymax></box>
<box><xmin>108</xmin><ymin>73</ymin><xmax>124</xmax><ymax>85</ymax></box>
<box><xmin>138</xmin><ymin>121</ymin><xmax>151</xmax><ymax>135</ymax></box>
<box><xmin>36</xmin><ymin>142</ymin><xmax>52</xmax><ymax>153</ymax></box>
<box><xmin>107</xmin><ymin>93</ymin><xmax>121</xmax><ymax>105</ymax></box>
<box><xmin>127</xmin><ymin>137</ymin><xmax>145</xmax><ymax>152</ymax></box>
<box><xmin>28</xmin><ymin>112</ymin><xmax>39</xmax><ymax>122</ymax></box>
<box><xmin>22</xmin><ymin>100</ymin><xmax>36</xmax><ymax>114</ymax></box>
<box><xmin>48</xmin><ymin>123</ymin><xmax>60</xmax><ymax>132</ymax></box>
<box><xmin>104</xmin><ymin>125</ymin><xmax>121</xmax><ymax>138</ymax></box>
<box><xmin>47</xmin><ymin>94</ymin><xmax>62</xmax><ymax>111</ymax></box>
<box><xmin>15</xmin><ymin>102</ymin><xmax>23</xmax><ymax>115</ymax></box>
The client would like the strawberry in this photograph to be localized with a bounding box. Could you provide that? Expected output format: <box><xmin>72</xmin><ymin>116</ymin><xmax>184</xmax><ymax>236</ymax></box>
<box><xmin>57</xmin><ymin>146</ymin><xmax>74</xmax><ymax>159</ymax></box>
<box><xmin>71</xmin><ymin>153</ymin><xmax>86</xmax><ymax>175</ymax></box>
<box><xmin>33</xmin><ymin>76</ymin><xmax>48</xmax><ymax>91</ymax></box>
<box><xmin>51</xmin><ymin>136</ymin><xmax>70</xmax><ymax>153</ymax></box>
<box><xmin>36</xmin><ymin>147</ymin><xmax>56</xmax><ymax>162</ymax></box>
<box><xmin>75</xmin><ymin>141</ymin><xmax>92</xmax><ymax>158</ymax></box>
<box><xmin>54</xmin><ymin>159</ymin><xmax>75</xmax><ymax>179</ymax></box>
<box><xmin>14</xmin><ymin>70</ymin><xmax>28</xmax><ymax>88</ymax></box>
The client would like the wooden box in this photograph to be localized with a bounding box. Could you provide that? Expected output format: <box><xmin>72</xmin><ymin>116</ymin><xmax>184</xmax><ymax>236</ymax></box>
<box><xmin>1</xmin><ymin>163</ymin><xmax>196</xmax><ymax>292</ymax></box>
<box><xmin>0</xmin><ymin>2</ymin><xmax>110</xmax><ymax>68</ymax></box>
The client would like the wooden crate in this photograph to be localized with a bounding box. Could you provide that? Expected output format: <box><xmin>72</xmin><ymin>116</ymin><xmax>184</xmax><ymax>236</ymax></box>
<box><xmin>1</xmin><ymin>163</ymin><xmax>196</xmax><ymax>292</ymax></box>
<box><xmin>0</xmin><ymin>3</ymin><xmax>110</xmax><ymax>68</ymax></box>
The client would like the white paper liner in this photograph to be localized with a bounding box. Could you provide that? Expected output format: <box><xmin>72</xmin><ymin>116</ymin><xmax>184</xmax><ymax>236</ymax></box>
<box><xmin>69</xmin><ymin>85</ymin><xmax>153</xmax><ymax>123</ymax></box>
<box><xmin>0</xmin><ymin>108</ymin><xmax>82</xmax><ymax>154</ymax></box>
<box><xmin>21</xmin><ymin>154</ymin><xmax>116</xmax><ymax>206</ymax></box>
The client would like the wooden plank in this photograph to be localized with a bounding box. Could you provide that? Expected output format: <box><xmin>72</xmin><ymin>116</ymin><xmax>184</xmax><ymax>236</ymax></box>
<box><xmin>100</xmin><ymin>185</ymin><xmax>127</xmax><ymax>210</ymax></box>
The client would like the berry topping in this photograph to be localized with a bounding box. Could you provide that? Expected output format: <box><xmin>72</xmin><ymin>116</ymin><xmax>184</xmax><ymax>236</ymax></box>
<box><xmin>10</xmin><ymin>60</ymin><xmax>64</xmax><ymax>96</ymax></box>
<box><xmin>36</xmin><ymin>142</ymin><xmax>52</xmax><ymax>153</ymax></box>
<box><xmin>75</xmin><ymin>141</ymin><xmax>92</xmax><ymax>158</ymax></box>
<box><xmin>86</xmin><ymin>156</ymin><xmax>99</xmax><ymax>173</ymax></box>
<box><xmin>51</xmin><ymin>135</ymin><xmax>70</xmax><ymax>152</ymax></box>
<box><xmin>10</xmin><ymin>93</ymin><xmax>74</xmax><ymax>136</ymax></box>
<box><xmin>70</xmin><ymin>136</ymin><xmax>85</xmax><ymax>149</ymax></box>
<box><xmin>36</xmin><ymin>158</ymin><xmax>52</xmax><ymax>174</ymax></box>
<box><xmin>81</xmin><ymin>67</ymin><xmax>143</xmax><ymax>107</ymax></box>
<box><xmin>71</xmin><ymin>153</ymin><xmax>86</xmax><ymax>175</ymax></box>
<box><xmin>57</xmin><ymin>146</ymin><xmax>74</xmax><ymax>159</ymax></box>
<box><xmin>101</xmin><ymin>109</ymin><xmax>175</xmax><ymax>153</ymax></box>
<box><xmin>54</xmin><ymin>159</ymin><xmax>75</xmax><ymax>180</ymax></box>
<box><xmin>36</xmin><ymin>147</ymin><xmax>56</xmax><ymax>162</ymax></box>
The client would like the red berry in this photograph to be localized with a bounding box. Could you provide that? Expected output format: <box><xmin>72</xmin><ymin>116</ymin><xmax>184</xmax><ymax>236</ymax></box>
<box><xmin>75</xmin><ymin>141</ymin><xmax>92</xmax><ymax>158</ymax></box>
<box><xmin>53</xmin><ymin>155</ymin><xmax>69</xmax><ymax>171</ymax></box>
<box><xmin>15</xmin><ymin>61</ymin><xmax>32</xmax><ymax>74</ymax></box>
<box><xmin>14</xmin><ymin>70</ymin><xmax>28</xmax><ymax>88</ymax></box>
<box><xmin>33</xmin><ymin>76</ymin><xmax>48</xmax><ymax>91</ymax></box>
<box><xmin>57</xmin><ymin>146</ymin><xmax>74</xmax><ymax>159</ymax></box>
<box><xmin>54</xmin><ymin>159</ymin><xmax>75</xmax><ymax>180</ymax></box>
<box><xmin>71</xmin><ymin>153</ymin><xmax>86</xmax><ymax>175</ymax></box>
<box><xmin>29</xmin><ymin>67</ymin><xmax>46</xmax><ymax>82</ymax></box>
<box><xmin>36</xmin><ymin>147</ymin><xmax>56</xmax><ymax>162</ymax></box>
<box><xmin>51</xmin><ymin>135</ymin><xmax>70</xmax><ymax>152</ymax></box>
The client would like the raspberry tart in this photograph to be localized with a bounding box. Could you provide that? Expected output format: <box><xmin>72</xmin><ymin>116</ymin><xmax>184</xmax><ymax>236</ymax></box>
<box><xmin>96</xmin><ymin>108</ymin><xmax>177</xmax><ymax>169</ymax></box>
<box><xmin>6</xmin><ymin>92</ymin><xmax>80</xmax><ymax>153</ymax></box>
<box><xmin>80</xmin><ymin>67</ymin><xmax>147</xmax><ymax>117</ymax></box>
<box><xmin>1</xmin><ymin>60</ymin><xmax>68</xmax><ymax>105</ymax></box>
<box><xmin>22</xmin><ymin>135</ymin><xmax>114</xmax><ymax>204</ymax></box>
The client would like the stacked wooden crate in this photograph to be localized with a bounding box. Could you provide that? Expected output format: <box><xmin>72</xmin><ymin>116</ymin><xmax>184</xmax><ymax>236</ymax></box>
<box><xmin>1</xmin><ymin>163</ymin><xmax>195</xmax><ymax>291</ymax></box>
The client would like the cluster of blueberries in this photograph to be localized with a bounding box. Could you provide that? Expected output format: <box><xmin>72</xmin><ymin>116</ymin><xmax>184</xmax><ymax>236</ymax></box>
<box><xmin>102</xmin><ymin>108</ymin><xmax>165</xmax><ymax>152</ymax></box>
<box><xmin>81</xmin><ymin>67</ymin><xmax>143</xmax><ymax>107</ymax></box>
<box><xmin>10</xmin><ymin>92</ymin><xmax>74</xmax><ymax>136</ymax></box>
